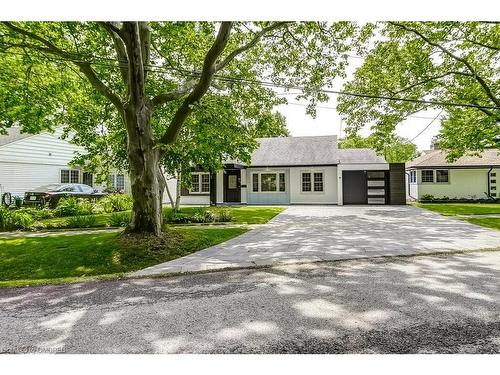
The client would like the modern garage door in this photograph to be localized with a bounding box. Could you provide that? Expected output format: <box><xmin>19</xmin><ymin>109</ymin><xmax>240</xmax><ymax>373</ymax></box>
<box><xmin>342</xmin><ymin>171</ymin><xmax>367</xmax><ymax>204</ymax></box>
<box><xmin>343</xmin><ymin>170</ymin><xmax>388</xmax><ymax>205</ymax></box>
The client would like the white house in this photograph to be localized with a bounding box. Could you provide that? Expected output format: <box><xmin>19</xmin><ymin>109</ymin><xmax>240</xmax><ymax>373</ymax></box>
<box><xmin>176</xmin><ymin>135</ymin><xmax>406</xmax><ymax>206</ymax></box>
<box><xmin>0</xmin><ymin>127</ymin><xmax>130</xmax><ymax>197</ymax></box>
<box><xmin>406</xmin><ymin>148</ymin><xmax>500</xmax><ymax>201</ymax></box>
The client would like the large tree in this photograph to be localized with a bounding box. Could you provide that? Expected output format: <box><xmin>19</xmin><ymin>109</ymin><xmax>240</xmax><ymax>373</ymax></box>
<box><xmin>339</xmin><ymin>134</ymin><xmax>418</xmax><ymax>163</ymax></box>
<box><xmin>337</xmin><ymin>21</ymin><xmax>500</xmax><ymax>159</ymax></box>
<box><xmin>0</xmin><ymin>21</ymin><xmax>363</xmax><ymax>235</ymax></box>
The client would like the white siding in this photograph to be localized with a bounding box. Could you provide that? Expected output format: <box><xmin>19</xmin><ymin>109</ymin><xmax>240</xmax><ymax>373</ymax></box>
<box><xmin>289</xmin><ymin>166</ymin><xmax>338</xmax><ymax>204</ymax></box>
<box><xmin>161</xmin><ymin>177</ymin><xmax>210</xmax><ymax>206</ymax></box>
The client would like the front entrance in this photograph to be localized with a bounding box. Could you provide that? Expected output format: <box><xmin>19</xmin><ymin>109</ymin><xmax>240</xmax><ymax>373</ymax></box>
<box><xmin>224</xmin><ymin>169</ymin><xmax>241</xmax><ymax>203</ymax></box>
<box><xmin>342</xmin><ymin>171</ymin><xmax>367</xmax><ymax>204</ymax></box>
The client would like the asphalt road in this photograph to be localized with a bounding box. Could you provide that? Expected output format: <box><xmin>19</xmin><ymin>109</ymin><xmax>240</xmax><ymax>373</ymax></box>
<box><xmin>1</xmin><ymin>250</ymin><xmax>500</xmax><ymax>354</ymax></box>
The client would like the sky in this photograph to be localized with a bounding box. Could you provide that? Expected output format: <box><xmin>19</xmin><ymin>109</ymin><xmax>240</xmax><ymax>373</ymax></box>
<box><xmin>274</xmin><ymin>56</ymin><xmax>443</xmax><ymax>151</ymax></box>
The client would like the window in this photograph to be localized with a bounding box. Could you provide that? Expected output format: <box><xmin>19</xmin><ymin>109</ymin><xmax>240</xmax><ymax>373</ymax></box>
<box><xmin>302</xmin><ymin>172</ymin><xmax>311</xmax><ymax>192</ymax></box>
<box><xmin>252</xmin><ymin>174</ymin><xmax>259</xmax><ymax>192</ymax></box>
<box><xmin>251</xmin><ymin>172</ymin><xmax>285</xmax><ymax>193</ymax></box>
<box><xmin>279</xmin><ymin>173</ymin><xmax>286</xmax><ymax>192</ymax></box>
<box><xmin>201</xmin><ymin>174</ymin><xmax>210</xmax><ymax>193</ymax></box>
<box><xmin>261</xmin><ymin>173</ymin><xmax>277</xmax><ymax>192</ymax></box>
<box><xmin>492</xmin><ymin>173</ymin><xmax>497</xmax><ymax>177</ymax></box>
<box><xmin>116</xmin><ymin>174</ymin><xmax>125</xmax><ymax>191</ymax></box>
<box><xmin>491</xmin><ymin>180</ymin><xmax>497</xmax><ymax>184</ymax></box>
<box><xmin>60</xmin><ymin>169</ymin><xmax>80</xmax><ymax>184</ymax></box>
<box><xmin>422</xmin><ymin>170</ymin><xmax>434</xmax><ymax>183</ymax></box>
<box><xmin>70</xmin><ymin>170</ymin><xmax>80</xmax><ymax>183</ymax></box>
<box><xmin>191</xmin><ymin>174</ymin><xmax>200</xmax><ymax>193</ymax></box>
<box><xmin>313</xmin><ymin>172</ymin><xmax>324</xmax><ymax>192</ymax></box>
<box><xmin>109</xmin><ymin>174</ymin><xmax>116</xmax><ymax>188</ymax></box>
<box><xmin>82</xmin><ymin>172</ymin><xmax>93</xmax><ymax>187</ymax></box>
<box><xmin>436</xmin><ymin>170</ymin><xmax>449</xmax><ymax>183</ymax></box>
<box><xmin>492</xmin><ymin>186</ymin><xmax>497</xmax><ymax>191</ymax></box>
<box><xmin>190</xmin><ymin>172</ymin><xmax>210</xmax><ymax>194</ymax></box>
<box><xmin>409</xmin><ymin>170</ymin><xmax>417</xmax><ymax>183</ymax></box>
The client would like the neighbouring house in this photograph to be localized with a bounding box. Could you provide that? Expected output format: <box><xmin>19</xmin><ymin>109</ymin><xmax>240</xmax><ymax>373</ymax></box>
<box><xmin>406</xmin><ymin>148</ymin><xmax>500</xmax><ymax>201</ymax></box>
<box><xmin>0</xmin><ymin>127</ymin><xmax>130</xmax><ymax>198</ymax></box>
<box><xmin>175</xmin><ymin>135</ymin><xmax>406</xmax><ymax>206</ymax></box>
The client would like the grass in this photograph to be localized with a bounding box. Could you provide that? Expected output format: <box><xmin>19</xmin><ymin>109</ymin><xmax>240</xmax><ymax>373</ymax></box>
<box><xmin>37</xmin><ymin>205</ymin><xmax>285</xmax><ymax>229</ymax></box>
<box><xmin>464</xmin><ymin>217</ymin><xmax>500</xmax><ymax>231</ymax></box>
<box><xmin>0</xmin><ymin>226</ymin><xmax>247</xmax><ymax>287</ymax></box>
<box><xmin>415</xmin><ymin>202</ymin><xmax>500</xmax><ymax>216</ymax></box>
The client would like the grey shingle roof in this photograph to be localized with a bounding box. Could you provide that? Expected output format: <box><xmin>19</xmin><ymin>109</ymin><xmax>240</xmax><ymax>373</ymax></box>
<box><xmin>406</xmin><ymin>149</ymin><xmax>500</xmax><ymax>168</ymax></box>
<box><xmin>246</xmin><ymin>136</ymin><xmax>386</xmax><ymax>166</ymax></box>
<box><xmin>0</xmin><ymin>127</ymin><xmax>33</xmax><ymax>147</ymax></box>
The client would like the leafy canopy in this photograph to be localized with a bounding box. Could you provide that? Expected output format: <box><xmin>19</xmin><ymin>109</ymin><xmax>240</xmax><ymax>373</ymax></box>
<box><xmin>337</xmin><ymin>22</ymin><xmax>500</xmax><ymax>159</ymax></box>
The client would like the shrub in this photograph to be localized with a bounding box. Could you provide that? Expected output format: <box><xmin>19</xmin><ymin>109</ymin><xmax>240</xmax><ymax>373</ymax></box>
<box><xmin>214</xmin><ymin>208</ymin><xmax>233</xmax><ymax>222</ymax></box>
<box><xmin>54</xmin><ymin>197</ymin><xmax>104</xmax><ymax>217</ymax></box>
<box><xmin>420</xmin><ymin>194</ymin><xmax>434</xmax><ymax>201</ymax></box>
<box><xmin>65</xmin><ymin>215</ymin><xmax>97</xmax><ymax>228</ymax></box>
<box><xmin>108</xmin><ymin>212</ymin><xmax>131</xmax><ymax>227</ymax></box>
<box><xmin>164</xmin><ymin>210</ymin><xmax>191</xmax><ymax>224</ymax></box>
<box><xmin>17</xmin><ymin>207</ymin><xmax>54</xmax><ymax>220</ymax></box>
<box><xmin>0</xmin><ymin>208</ymin><xmax>35</xmax><ymax>231</ymax></box>
<box><xmin>99</xmin><ymin>194</ymin><xmax>133</xmax><ymax>213</ymax></box>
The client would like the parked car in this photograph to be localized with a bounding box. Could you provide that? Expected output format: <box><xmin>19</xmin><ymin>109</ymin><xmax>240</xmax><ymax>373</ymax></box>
<box><xmin>24</xmin><ymin>184</ymin><xmax>107</xmax><ymax>208</ymax></box>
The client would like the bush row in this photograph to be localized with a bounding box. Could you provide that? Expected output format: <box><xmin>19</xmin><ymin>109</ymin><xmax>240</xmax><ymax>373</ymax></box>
<box><xmin>420</xmin><ymin>194</ymin><xmax>500</xmax><ymax>203</ymax></box>
<box><xmin>54</xmin><ymin>194</ymin><xmax>133</xmax><ymax>217</ymax></box>
<box><xmin>0</xmin><ymin>207</ymin><xmax>35</xmax><ymax>231</ymax></box>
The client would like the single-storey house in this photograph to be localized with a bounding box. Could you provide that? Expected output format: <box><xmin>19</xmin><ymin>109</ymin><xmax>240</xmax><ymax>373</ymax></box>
<box><xmin>179</xmin><ymin>135</ymin><xmax>406</xmax><ymax>206</ymax></box>
<box><xmin>406</xmin><ymin>148</ymin><xmax>500</xmax><ymax>201</ymax></box>
<box><xmin>0</xmin><ymin>127</ymin><xmax>130</xmax><ymax>197</ymax></box>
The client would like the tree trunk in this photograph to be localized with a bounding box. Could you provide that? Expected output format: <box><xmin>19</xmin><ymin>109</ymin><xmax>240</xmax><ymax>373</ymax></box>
<box><xmin>175</xmin><ymin>171</ymin><xmax>181</xmax><ymax>211</ymax></box>
<box><xmin>123</xmin><ymin>104</ymin><xmax>162</xmax><ymax>236</ymax></box>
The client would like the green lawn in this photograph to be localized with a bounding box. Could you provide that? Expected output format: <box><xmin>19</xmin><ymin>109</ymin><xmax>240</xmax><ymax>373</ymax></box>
<box><xmin>38</xmin><ymin>205</ymin><xmax>285</xmax><ymax>229</ymax></box>
<box><xmin>0</xmin><ymin>226</ymin><xmax>247</xmax><ymax>287</ymax></box>
<box><xmin>415</xmin><ymin>203</ymin><xmax>500</xmax><ymax>216</ymax></box>
<box><xmin>464</xmin><ymin>217</ymin><xmax>500</xmax><ymax>231</ymax></box>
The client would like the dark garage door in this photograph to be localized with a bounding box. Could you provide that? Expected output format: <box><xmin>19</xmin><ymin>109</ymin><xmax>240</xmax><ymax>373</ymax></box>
<box><xmin>342</xmin><ymin>171</ymin><xmax>367</xmax><ymax>204</ymax></box>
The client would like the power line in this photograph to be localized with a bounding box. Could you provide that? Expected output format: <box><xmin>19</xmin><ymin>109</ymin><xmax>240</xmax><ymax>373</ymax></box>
<box><xmin>410</xmin><ymin>110</ymin><xmax>443</xmax><ymax>141</ymax></box>
<box><xmin>1</xmin><ymin>45</ymin><xmax>499</xmax><ymax>112</ymax></box>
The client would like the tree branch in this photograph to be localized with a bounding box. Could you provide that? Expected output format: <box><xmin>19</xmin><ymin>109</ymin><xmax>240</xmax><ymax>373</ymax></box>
<box><xmin>121</xmin><ymin>22</ymin><xmax>146</xmax><ymax>106</ymax></box>
<box><xmin>99</xmin><ymin>22</ymin><xmax>129</xmax><ymax>85</ymax></box>
<box><xmin>389</xmin><ymin>22</ymin><xmax>500</xmax><ymax>109</ymax></box>
<box><xmin>158</xmin><ymin>22</ymin><xmax>233</xmax><ymax>146</ymax></box>
<box><xmin>215</xmin><ymin>22</ymin><xmax>290</xmax><ymax>71</ymax></box>
<box><xmin>2</xmin><ymin>22</ymin><xmax>124</xmax><ymax>111</ymax></box>
<box><xmin>394</xmin><ymin>71</ymin><xmax>472</xmax><ymax>95</ymax></box>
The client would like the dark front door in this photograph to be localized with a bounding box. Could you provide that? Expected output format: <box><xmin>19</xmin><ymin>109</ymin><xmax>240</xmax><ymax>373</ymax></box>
<box><xmin>343</xmin><ymin>171</ymin><xmax>367</xmax><ymax>204</ymax></box>
<box><xmin>224</xmin><ymin>169</ymin><xmax>241</xmax><ymax>203</ymax></box>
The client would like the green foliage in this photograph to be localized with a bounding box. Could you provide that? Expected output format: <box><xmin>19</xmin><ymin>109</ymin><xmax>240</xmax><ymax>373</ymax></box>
<box><xmin>99</xmin><ymin>194</ymin><xmax>133</xmax><ymax>213</ymax></box>
<box><xmin>0</xmin><ymin>208</ymin><xmax>34</xmax><ymax>231</ymax></box>
<box><xmin>163</xmin><ymin>207</ymin><xmax>233</xmax><ymax>224</ymax></box>
<box><xmin>338</xmin><ymin>22</ymin><xmax>500</xmax><ymax>159</ymax></box>
<box><xmin>16</xmin><ymin>207</ymin><xmax>54</xmax><ymax>220</ymax></box>
<box><xmin>65</xmin><ymin>215</ymin><xmax>97</xmax><ymax>228</ymax></box>
<box><xmin>214</xmin><ymin>208</ymin><xmax>233</xmax><ymax>222</ymax></box>
<box><xmin>54</xmin><ymin>197</ymin><xmax>92</xmax><ymax>217</ymax></box>
<box><xmin>339</xmin><ymin>134</ymin><xmax>418</xmax><ymax>163</ymax></box>
<box><xmin>107</xmin><ymin>212</ymin><xmax>131</xmax><ymax>227</ymax></box>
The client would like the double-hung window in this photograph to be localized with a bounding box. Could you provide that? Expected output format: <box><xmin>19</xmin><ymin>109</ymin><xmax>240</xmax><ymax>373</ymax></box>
<box><xmin>191</xmin><ymin>172</ymin><xmax>210</xmax><ymax>194</ymax></box>
<box><xmin>251</xmin><ymin>172</ymin><xmax>285</xmax><ymax>192</ymax></box>
<box><xmin>60</xmin><ymin>169</ymin><xmax>80</xmax><ymax>184</ymax></box>
<box><xmin>436</xmin><ymin>169</ymin><xmax>449</xmax><ymax>183</ymax></box>
<box><xmin>421</xmin><ymin>170</ymin><xmax>434</xmax><ymax>183</ymax></box>
<box><xmin>302</xmin><ymin>171</ymin><xmax>324</xmax><ymax>192</ymax></box>
<box><xmin>409</xmin><ymin>170</ymin><xmax>417</xmax><ymax>183</ymax></box>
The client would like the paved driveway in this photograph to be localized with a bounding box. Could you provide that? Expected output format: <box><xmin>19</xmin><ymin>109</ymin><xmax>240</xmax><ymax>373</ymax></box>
<box><xmin>132</xmin><ymin>205</ymin><xmax>500</xmax><ymax>276</ymax></box>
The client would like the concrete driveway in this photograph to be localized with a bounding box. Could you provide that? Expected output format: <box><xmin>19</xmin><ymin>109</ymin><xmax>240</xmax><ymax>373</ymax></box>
<box><xmin>132</xmin><ymin>205</ymin><xmax>500</xmax><ymax>277</ymax></box>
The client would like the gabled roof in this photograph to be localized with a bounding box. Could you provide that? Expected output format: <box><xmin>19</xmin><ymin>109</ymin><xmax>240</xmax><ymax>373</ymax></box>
<box><xmin>249</xmin><ymin>135</ymin><xmax>340</xmax><ymax>166</ymax></box>
<box><xmin>246</xmin><ymin>135</ymin><xmax>387</xmax><ymax>167</ymax></box>
<box><xmin>406</xmin><ymin>149</ymin><xmax>500</xmax><ymax>168</ymax></box>
<box><xmin>0</xmin><ymin>127</ymin><xmax>34</xmax><ymax>147</ymax></box>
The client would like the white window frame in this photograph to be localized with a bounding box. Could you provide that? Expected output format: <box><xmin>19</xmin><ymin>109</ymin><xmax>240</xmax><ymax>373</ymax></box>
<box><xmin>301</xmin><ymin>170</ymin><xmax>325</xmax><ymax>194</ymax></box>
<box><xmin>190</xmin><ymin>172</ymin><xmax>210</xmax><ymax>194</ymax></box>
<box><xmin>421</xmin><ymin>169</ymin><xmax>434</xmax><ymax>183</ymax></box>
<box><xmin>436</xmin><ymin>169</ymin><xmax>449</xmax><ymax>183</ymax></box>
<box><xmin>60</xmin><ymin>168</ymin><xmax>80</xmax><ymax>184</ymax></box>
<box><xmin>250</xmin><ymin>171</ymin><xmax>286</xmax><ymax>193</ymax></box>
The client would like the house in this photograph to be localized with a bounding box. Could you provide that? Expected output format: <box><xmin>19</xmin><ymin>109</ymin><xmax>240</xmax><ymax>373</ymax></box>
<box><xmin>176</xmin><ymin>135</ymin><xmax>406</xmax><ymax>206</ymax></box>
<box><xmin>406</xmin><ymin>148</ymin><xmax>500</xmax><ymax>201</ymax></box>
<box><xmin>0</xmin><ymin>127</ymin><xmax>129</xmax><ymax>197</ymax></box>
